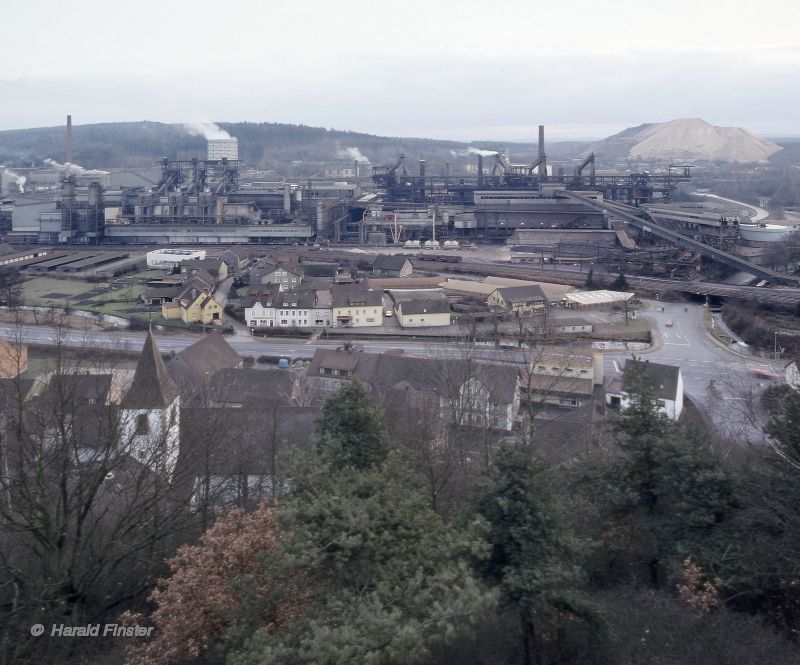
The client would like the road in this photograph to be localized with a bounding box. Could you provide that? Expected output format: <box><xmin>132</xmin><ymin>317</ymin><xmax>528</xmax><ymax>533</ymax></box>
<box><xmin>696</xmin><ymin>192</ymin><xmax>770</xmax><ymax>223</ymax></box>
<box><xmin>606</xmin><ymin>300</ymin><xmax>776</xmax><ymax>442</ymax></box>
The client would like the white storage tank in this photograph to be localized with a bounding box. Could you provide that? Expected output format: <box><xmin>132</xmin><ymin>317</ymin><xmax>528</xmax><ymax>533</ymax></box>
<box><xmin>423</xmin><ymin>240</ymin><xmax>441</xmax><ymax>249</ymax></box>
<box><xmin>443</xmin><ymin>240</ymin><xmax>459</xmax><ymax>249</ymax></box>
<box><xmin>739</xmin><ymin>223</ymin><xmax>788</xmax><ymax>242</ymax></box>
<box><xmin>404</xmin><ymin>240</ymin><xmax>421</xmax><ymax>248</ymax></box>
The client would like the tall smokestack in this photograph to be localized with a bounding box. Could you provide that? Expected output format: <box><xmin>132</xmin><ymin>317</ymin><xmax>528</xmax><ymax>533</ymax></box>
<box><xmin>538</xmin><ymin>124</ymin><xmax>547</xmax><ymax>181</ymax></box>
<box><xmin>66</xmin><ymin>115</ymin><xmax>73</xmax><ymax>164</ymax></box>
<box><xmin>283</xmin><ymin>182</ymin><xmax>291</xmax><ymax>213</ymax></box>
<box><xmin>477</xmin><ymin>154</ymin><xmax>484</xmax><ymax>186</ymax></box>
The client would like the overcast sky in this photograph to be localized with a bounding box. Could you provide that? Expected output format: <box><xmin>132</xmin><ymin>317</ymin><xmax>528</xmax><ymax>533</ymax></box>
<box><xmin>1</xmin><ymin>0</ymin><xmax>798</xmax><ymax>140</ymax></box>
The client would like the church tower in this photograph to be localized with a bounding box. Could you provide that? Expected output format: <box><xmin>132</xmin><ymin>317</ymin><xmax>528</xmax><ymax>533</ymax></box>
<box><xmin>120</xmin><ymin>331</ymin><xmax>181</xmax><ymax>478</ymax></box>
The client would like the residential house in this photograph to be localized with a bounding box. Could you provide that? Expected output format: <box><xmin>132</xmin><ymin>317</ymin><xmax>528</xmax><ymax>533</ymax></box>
<box><xmin>180</xmin><ymin>257</ymin><xmax>229</xmax><ymax>282</ymax></box>
<box><xmin>521</xmin><ymin>350</ymin><xmax>603</xmax><ymax>409</ymax></box>
<box><xmin>244</xmin><ymin>285</ymin><xmax>332</xmax><ymax>329</ymax></box>
<box><xmin>205</xmin><ymin>247</ymin><xmax>250</xmax><ymax>275</ymax></box>
<box><xmin>162</xmin><ymin>285</ymin><xmax>223</xmax><ymax>325</ymax></box>
<box><xmin>330</xmin><ymin>283</ymin><xmax>383</xmax><ymax>327</ymax></box>
<box><xmin>180</xmin><ymin>291</ymin><xmax>223</xmax><ymax>325</ymax></box>
<box><xmin>306</xmin><ymin>348</ymin><xmax>520</xmax><ymax>431</ymax></box>
<box><xmin>605</xmin><ymin>359</ymin><xmax>684</xmax><ymax>420</ymax></box>
<box><xmin>395</xmin><ymin>299</ymin><xmax>451</xmax><ymax>328</ymax></box>
<box><xmin>143</xmin><ymin>270</ymin><xmax>215</xmax><ymax>306</ymax></box>
<box><xmin>372</xmin><ymin>254</ymin><xmax>413</xmax><ymax>277</ymax></box>
<box><xmin>251</xmin><ymin>261</ymin><xmax>304</xmax><ymax>289</ymax></box>
<box><xmin>488</xmin><ymin>284</ymin><xmax>548</xmax><ymax>316</ymax></box>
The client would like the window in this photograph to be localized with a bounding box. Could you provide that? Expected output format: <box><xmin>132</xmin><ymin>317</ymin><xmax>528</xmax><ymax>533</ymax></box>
<box><xmin>135</xmin><ymin>414</ymin><xmax>149</xmax><ymax>435</ymax></box>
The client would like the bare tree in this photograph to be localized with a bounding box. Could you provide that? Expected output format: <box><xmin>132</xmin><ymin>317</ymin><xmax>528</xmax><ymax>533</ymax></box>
<box><xmin>0</xmin><ymin>324</ymin><xmax>204</xmax><ymax>664</ymax></box>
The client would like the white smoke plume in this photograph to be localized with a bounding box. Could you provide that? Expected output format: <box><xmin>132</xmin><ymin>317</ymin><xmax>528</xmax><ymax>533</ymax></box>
<box><xmin>450</xmin><ymin>147</ymin><xmax>499</xmax><ymax>158</ymax></box>
<box><xmin>184</xmin><ymin>120</ymin><xmax>232</xmax><ymax>140</ymax></box>
<box><xmin>1</xmin><ymin>167</ymin><xmax>26</xmax><ymax>194</ymax></box>
<box><xmin>336</xmin><ymin>147</ymin><xmax>369</xmax><ymax>163</ymax></box>
<box><xmin>44</xmin><ymin>159</ymin><xmax>110</xmax><ymax>176</ymax></box>
<box><xmin>467</xmin><ymin>147</ymin><xmax>499</xmax><ymax>157</ymax></box>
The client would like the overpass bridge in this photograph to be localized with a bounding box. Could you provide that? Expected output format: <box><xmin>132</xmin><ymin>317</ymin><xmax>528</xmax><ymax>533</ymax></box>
<box><xmin>558</xmin><ymin>191</ymin><xmax>800</xmax><ymax>286</ymax></box>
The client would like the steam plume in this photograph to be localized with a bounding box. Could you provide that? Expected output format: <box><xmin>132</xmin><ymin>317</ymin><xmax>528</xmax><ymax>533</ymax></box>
<box><xmin>44</xmin><ymin>159</ymin><xmax>109</xmax><ymax>176</ymax></box>
<box><xmin>336</xmin><ymin>147</ymin><xmax>369</xmax><ymax>163</ymax></box>
<box><xmin>1</xmin><ymin>167</ymin><xmax>26</xmax><ymax>194</ymax></box>
<box><xmin>184</xmin><ymin>120</ymin><xmax>232</xmax><ymax>140</ymax></box>
<box><xmin>450</xmin><ymin>147</ymin><xmax>499</xmax><ymax>158</ymax></box>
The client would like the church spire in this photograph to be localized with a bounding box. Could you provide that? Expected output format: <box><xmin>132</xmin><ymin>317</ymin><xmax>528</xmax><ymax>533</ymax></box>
<box><xmin>121</xmin><ymin>330</ymin><xmax>179</xmax><ymax>409</ymax></box>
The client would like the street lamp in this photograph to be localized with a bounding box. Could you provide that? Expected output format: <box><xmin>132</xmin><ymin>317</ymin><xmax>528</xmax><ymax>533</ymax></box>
<box><xmin>774</xmin><ymin>331</ymin><xmax>779</xmax><ymax>359</ymax></box>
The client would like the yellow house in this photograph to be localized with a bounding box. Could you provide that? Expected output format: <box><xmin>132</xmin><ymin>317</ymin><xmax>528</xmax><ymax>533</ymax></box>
<box><xmin>161</xmin><ymin>301</ymin><xmax>181</xmax><ymax>320</ymax></box>
<box><xmin>179</xmin><ymin>291</ymin><xmax>223</xmax><ymax>325</ymax></box>
<box><xmin>330</xmin><ymin>284</ymin><xmax>383</xmax><ymax>328</ymax></box>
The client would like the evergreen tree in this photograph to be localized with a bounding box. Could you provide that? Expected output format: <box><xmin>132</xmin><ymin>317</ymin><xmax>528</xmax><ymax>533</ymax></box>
<box><xmin>226</xmin><ymin>454</ymin><xmax>493</xmax><ymax>665</ymax></box>
<box><xmin>470</xmin><ymin>444</ymin><xmax>608</xmax><ymax>665</ymax></box>
<box><xmin>585</xmin><ymin>267</ymin><xmax>596</xmax><ymax>289</ymax></box>
<box><xmin>313</xmin><ymin>379</ymin><xmax>390</xmax><ymax>470</ymax></box>
<box><xmin>611</xmin><ymin>270</ymin><xmax>628</xmax><ymax>291</ymax></box>
<box><xmin>592</xmin><ymin>361</ymin><xmax>738</xmax><ymax>587</ymax></box>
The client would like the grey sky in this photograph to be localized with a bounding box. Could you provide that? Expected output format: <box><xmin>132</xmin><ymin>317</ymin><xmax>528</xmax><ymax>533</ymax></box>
<box><xmin>2</xmin><ymin>0</ymin><xmax>798</xmax><ymax>140</ymax></box>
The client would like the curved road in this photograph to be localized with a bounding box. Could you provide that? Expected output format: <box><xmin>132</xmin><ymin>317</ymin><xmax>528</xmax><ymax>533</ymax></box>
<box><xmin>696</xmin><ymin>192</ymin><xmax>770</xmax><ymax>223</ymax></box>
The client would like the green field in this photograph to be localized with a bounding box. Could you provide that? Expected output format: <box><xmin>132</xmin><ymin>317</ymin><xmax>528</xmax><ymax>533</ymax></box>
<box><xmin>22</xmin><ymin>277</ymin><xmax>148</xmax><ymax>320</ymax></box>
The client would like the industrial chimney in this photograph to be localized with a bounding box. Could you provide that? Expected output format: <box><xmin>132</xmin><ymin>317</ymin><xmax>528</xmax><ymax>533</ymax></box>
<box><xmin>538</xmin><ymin>125</ymin><xmax>547</xmax><ymax>181</ymax></box>
<box><xmin>66</xmin><ymin>115</ymin><xmax>73</xmax><ymax>164</ymax></box>
<box><xmin>477</xmin><ymin>154</ymin><xmax>484</xmax><ymax>186</ymax></box>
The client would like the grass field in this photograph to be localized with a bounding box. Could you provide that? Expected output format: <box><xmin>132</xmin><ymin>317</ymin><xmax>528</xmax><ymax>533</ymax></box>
<box><xmin>22</xmin><ymin>277</ymin><xmax>149</xmax><ymax>320</ymax></box>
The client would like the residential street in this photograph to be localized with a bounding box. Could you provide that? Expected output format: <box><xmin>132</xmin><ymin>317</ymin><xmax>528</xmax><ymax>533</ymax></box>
<box><xmin>5</xmin><ymin>298</ymin><xmax>778</xmax><ymax>442</ymax></box>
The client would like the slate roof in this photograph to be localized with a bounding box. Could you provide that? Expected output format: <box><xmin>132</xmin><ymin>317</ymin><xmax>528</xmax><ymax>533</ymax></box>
<box><xmin>243</xmin><ymin>283</ymin><xmax>281</xmax><ymax>308</ymax></box>
<box><xmin>167</xmin><ymin>332</ymin><xmax>241</xmax><ymax>391</ymax></box>
<box><xmin>398</xmin><ymin>299</ymin><xmax>450</xmax><ymax>316</ymax></box>
<box><xmin>302</xmin><ymin>264</ymin><xmax>338</xmax><ymax>278</ymax></box>
<box><xmin>373</xmin><ymin>254</ymin><xmax>412</xmax><ymax>271</ymax></box>
<box><xmin>143</xmin><ymin>286</ymin><xmax>179</xmax><ymax>301</ymax></box>
<box><xmin>180</xmin><ymin>257</ymin><xmax>226</xmax><ymax>277</ymax></box>
<box><xmin>274</xmin><ymin>288</ymin><xmax>317</xmax><ymax>309</ymax></box>
<box><xmin>307</xmin><ymin>348</ymin><xmax>518</xmax><ymax>406</ymax></box>
<box><xmin>622</xmin><ymin>359</ymin><xmax>681</xmax><ymax>401</ymax></box>
<box><xmin>494</xmin><ymin>284</ymin><xmax>548</xmax><ymax>305</ymax></box>
<box><xmin>331</xmin><ymin>283</ymin><xmax>382</xmax><ymax>307</ymax></box>
<box><xmin>208</xmin><ymin>368</ymin><xmax>296</xmax><ymax>406</ymax></box>
<box><xmin>121</xmin><ymin>331</ymin><xmax>179</xmax><ymax>409</ymax></box>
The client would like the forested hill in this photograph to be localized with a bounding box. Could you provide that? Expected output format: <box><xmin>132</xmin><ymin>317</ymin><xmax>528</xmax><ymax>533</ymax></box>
<box><xmin>0</xmin><ymin>120</ymin><xmax>590</xmax><ymax>172</ymax></box>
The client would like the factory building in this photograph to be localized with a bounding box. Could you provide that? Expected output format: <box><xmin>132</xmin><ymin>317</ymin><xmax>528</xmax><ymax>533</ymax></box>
<box><xmin>207</xmin><ymin>138</ymin><xmax>239</xmax><ymax>161</ymax></box>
